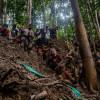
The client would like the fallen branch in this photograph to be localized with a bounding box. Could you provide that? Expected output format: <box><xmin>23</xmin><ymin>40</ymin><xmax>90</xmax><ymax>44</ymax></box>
<box><xmin>3</xmin><ymin>81</ymin><xmax>21</xmax><ymax>89</ymax></box>
<box><xmin>34</xmin><ymin>91</ymin><xmax>48</xmax><ymax>100</ymax></box>
<box><xmin>42</xmin><ymin>80</ymin><xmax>60</xmax><ymax>86</ymax></box>
<box><xmin>34</xmin><ymin>78</ymin><xmax>53</xmax><ymax>83</ymax></box>
<box><xmin>0</xmin><ymin>68</ymin><xmax>13</xmax><ymax>83</ymax></box>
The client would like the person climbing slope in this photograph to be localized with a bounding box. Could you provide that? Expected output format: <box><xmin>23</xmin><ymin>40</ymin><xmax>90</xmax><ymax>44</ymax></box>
<box><xmin>48</xmin><ymin>26</ymin><xmax>58</xmax><ymax>39</ymax></box>
<box><xmin>47</xmin><ymin>48</ymin><xmax>62</xmax><ymax>71</ymax></box>
<box><xmin>58</xmin><ymin>66</ymin><xmax>76</xmax><ymax>87</ymax></box>
<box><xmin>11</xmin><ymin>24</ymin><xmax>18</xmax><ymax>39</ymax></box>
<box><xmin>35</xmin><ymin>31</ymin><xmax>49</xmax><ymax>58</ymax></box>
<box><xmin>0</xmin><ymin>24</ymin><xmax>3</xmax><ymax>35</ymax></box>
<box><xmin>1</xmin><ymin>24</ymin><xmax>10</xmax><ymax>38</ymax></box>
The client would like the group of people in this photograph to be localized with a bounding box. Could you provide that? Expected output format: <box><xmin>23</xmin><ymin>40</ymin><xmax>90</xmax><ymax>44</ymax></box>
<box><xmin>0</xmin><ymin>23</ymin><xmax>100</xmax><ymax>86</ymax></box>
<box><xmin>0</xmin><ymin>23</ymin><xmax>80</xmax><ymax>86</ymax></box>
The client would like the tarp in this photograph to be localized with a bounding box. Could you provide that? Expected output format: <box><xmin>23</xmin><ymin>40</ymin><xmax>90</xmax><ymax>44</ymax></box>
<box><xmin>19</xmin><ymin>62</ymin><xmax>45</xmax><ymax>78</ymax></box>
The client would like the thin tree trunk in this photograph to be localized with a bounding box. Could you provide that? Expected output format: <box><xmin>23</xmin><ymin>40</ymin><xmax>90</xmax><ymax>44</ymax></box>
<box><xmin>95</xmin><ymin>6</ymin><xmax>100</xmax><ymax>34</ymax></box>
<box><xmin>32</xmin><ymin>0</ymin><xmax>34</xmax><ymax>30</ymax></box>
<box><xmin>50</xmin><ymin>0</ymin><xmax>54</xmax><ymax>28</ymax></box>
<box><xmin>0</xmin><ymin>0</ymin><xmax>3</xmax><ymax>24</ymax></box>
<box><xmin>55</xmin><ymin>7</ymin><xmax>58</xmax><ymax>27</ymax></box>
<box><xmin>64</xmin><ymin>5</ymin><xmax>68</xmax><ymax>40</ymax></box>
<box><xmin>43</xmin><ymin>0</ymin><xmax>46</xmax><ymax>32</ymax></box>
<box><xmin>68</xmin><ymin>19</ymin><xmax>75</xmax><ymax>37</ymax></box>
<box><xmin>55</xmin><ymin>0</ymin><xmax>58</xmax><ymax>38</ymax></box>
<box><xmin>92</xmin><ymin>0</ymin><xmax>100</xmax><ymax>35</ymax></box>
<box><xmin>97</xmin><ymin>9</ymin><xmax>100</xmax><ymax>25</ymax></box>
<box><xmin>4</xmin><ymin>0</ymin><xmax>8</xmax><ymax>24</ymax></box>
<box><xmin>85</xmin><ymin>0</ymin><xmax>96</xmax><ymax>54</ymax></box>
<box><xmin>70</xmin><ymin>0</ymin><xmax>98</xmax><ymax>90</ymax></box>
<box><xmin>12</xmin><ymin>10</ymin><xmax>14</xmax><ymax>24</ymax></box>
<box><xmin>27</xmin><ymin>0</ymin><xmax>32</xmax><ymax>27</ymax></box>
<box><xmin>87</xmin><ymin>0</ymin><xmax>100</xmax><ymax>43</ymax></box>
<box><xmin>70</xmin><ymin>22</ymin><xmax>74</xmax><ymax>36</ymax></box>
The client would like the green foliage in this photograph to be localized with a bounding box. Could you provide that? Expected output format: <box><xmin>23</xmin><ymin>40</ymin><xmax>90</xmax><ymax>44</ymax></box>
<box><xmin>2</xmin><ymin>0</ymin><xmax>99</xmax><ymax>42</ymax></box>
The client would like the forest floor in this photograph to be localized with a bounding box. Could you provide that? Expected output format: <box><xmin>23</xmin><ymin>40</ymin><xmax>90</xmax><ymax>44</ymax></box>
<box><xmin>0</xmin><ymin>37</ymin><xmax>100</xmax><ymax>100</ymax></box>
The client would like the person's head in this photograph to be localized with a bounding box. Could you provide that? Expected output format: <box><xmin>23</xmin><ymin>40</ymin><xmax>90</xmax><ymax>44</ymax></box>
<box><xmin>55</xmin><ymin>26</ymin><xmax>58</xmax><ymax>30</ymax></box>
<box><xmin>21</xmin><ymin>30</ymin><xmax>25</xmax><ymax>35</ymax></box>
<box><xmin>28</xmin><ymin>24</ymin><xmax>33</xmax><ymax>30</ymax></box>
<box><xmin>0</xmin><ymin>24</ymin><xmax>2</xmax><ymax>29</ymax></box>
<box><xmin>46</xmin><ymin>26</ymin><xmax>48</xmax><ymax>32</ymax></box>
<box><xmin>46</xmin><ymin>26</ymin><xmax>48</xmax><ymax>29</ymax></box>
<box><xmin>49</xmin><ymin>42</ymin><xmax>54</xmax><ymax>48</ymax></box>
<box><xmin>19</xmin><ymin>26</ymin><xmax>24</xmax><ymax>31</ymax></box>
<box><xmin>36</xmin><ymin>29</ymin><xmax>39</xmax><ymax>32</ymax></box>
<box><xmin>41</xmin><ymin>31</ymin><xmax>46</xmax><ymax>38</ymax></box>
<box><xmin>94</xmin><ymin>52</ymin><xmax>100</xmax><ymax>57</ymax></box>
<box><xmin>65</xmin><ymin>55</ymin><xmax>72</xmax><ymax>64</ymax></box>
<box><xmin>40</xmin><ymin>29</ymin><xmax>44</xmax><ymax>33</ymax></box>
<box><xmin>51</xmin><ymin>48</ymin><xmax>57</xmax><ymax>55</ymax></box>
<box><xmin>73</xmin><ymin>42</ymin><xmax>79</xmax><ymax>50</ymax></box>
<box><xmin>3</xmin><ymin>24</ymin><xmax>8</xmax><ymax>29</ymax></box>
<box><xmin>12</xmin><ymin>24</ymin><xmax>16</xmax><ymax>29</ymax></box>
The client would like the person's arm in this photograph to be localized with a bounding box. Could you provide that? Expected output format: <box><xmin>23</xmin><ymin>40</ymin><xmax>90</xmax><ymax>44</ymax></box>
<box><xmin>65</xmin><ymin>71</ymin><xmax>75</xmax><ymax>82</ymax></box>
<box><xmin>6</xmin><ymin>30</ymin><xmax>10</xmax><ymax>39</ymax></box>
<box><xmin>58</xmin><ymin>55</ymin><xmax>63</xmax><ymax>64</ymax></box>
<box><xmin>58</xmin><ymin>75</ymin><xmax>74</xmax><ymax>86</ymax></box>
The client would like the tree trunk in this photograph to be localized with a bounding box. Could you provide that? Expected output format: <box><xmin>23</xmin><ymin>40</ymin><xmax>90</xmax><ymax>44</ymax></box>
<box><xmin>70</xmin><ymin>0</ymin><xmax>98</xmax><ymax>90</ymax></box>
<box><xmin>32</xmin><ymin>0</ymin><xmax>34</xmax><ymax>30</ymax></box>
<box><xmin>4</xmin><ymin>0</ymin><xmax>8</xmax><ymax>24</ymax></box>
<box><xmin>97</xmin><ymin>9</ymin><xmax>100</xmax><ymax>25</ymax></box>
<box><xmin>64</xmin><ymin>5</ymin><xmax>68</xmax><ymax>40</ymax></box>
<box><xmin>0</xmin><ymin>0</ymin><xmax>3</xmax><ymax>24</ymax></box>
<box><xmin>34</xmin><ymin>91</ymin><xmax>48</xmax><ymax>100</ymax></box>
<box><xmin>87</xmin><ymin>0</ymin><xmax>100</xmax><ymax>43</ymax></box>
<box><xmin>85</xmin><ymin>0</ymin><xmax>96</xmax><ymax>54</ymax></box>
<box><xmin>55</xmin><ymin>0</ymin><xmax>58</xmax><ymax>38</ymax></box>
<box><xmin>94</xmin><ymin>4</ymin><xmax>100</xmax><ymax>35</ymax></box>
<box><xmin>27</xmin><ymin>0</ymin><xmax>32</xmax><ymax>27</ymax></box>
<box><xmin>70</xmin><ymin>22</ymin><xmax>74</xmax><ymax>37</ymax></box>
<box><xmin>92</xmin><ymin>0</ymin><xmax>100</xmax><ymax>36</ymax></box>
<box><xmin>68</xmin><ymin>19</ymin><xmax>74</xmax><ymax>37</ymax></box>
<box><xmin>50</xmin><ymin>0</ymin><xmax>53</xmax><ymax>28</ymax></box>
<box><xmin>43</xmin><ymin>0</ymin><xmax>46</xmax><ymax>32</ymax></box>
<box><xmin>12</xmin><ymin>10</ymin><xmax>14</xmax><ymax>24</ymax></box>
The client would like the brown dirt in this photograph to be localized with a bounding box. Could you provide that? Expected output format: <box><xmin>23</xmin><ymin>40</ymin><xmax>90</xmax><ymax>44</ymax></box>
<box><xmin>0</xmin><ymin>37</ymin><xmax>100</xmax><ymax>100</ymax></box>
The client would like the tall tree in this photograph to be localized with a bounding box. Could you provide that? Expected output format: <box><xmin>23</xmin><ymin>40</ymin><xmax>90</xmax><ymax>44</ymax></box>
<box><xmin>97</xmin><ymin>9</ymin><xmax>100</xmax><ymax>25</ymax></box>
<box><xmin>43</xmin><ymin>0</ymin><xmax>46</xmax><ymax>32</ymax></box>
<box><xmin>64</xmin><ymin>3</ymin><xmax>68</xmax><ymax>40</ymax></box>
<box><xmin>50</xmin><ymin>0</ymin><xmax>54</xmax><ymax>28</ymax></box>
<box><xmin>94</xmin><ymin>0</ymin><xmax>100</xmax><ymax>35</ymax></box>
<box><xmin>70</xmin><ymin>0</ymin><xmax>98</xmax><ymax>91</ymax></box>
<box><xmin>4</xmin><ymin>0</ymin><xmax>8</xmax><ymax>24</ymax></box>
<box><xmin>0</xmin><ymin>0</ymin><xmax>3</xmax><ymax>24</ymax></box>
<box><xmin>27</xmin><ymin>0</ymin><xmax>32</xmax><ymax>27</ymax></box>
<box><xmin>87</xmin><ymin>0</ymin><xmax>100</xmax><ymax>43</ymax></box>
<box><xmin>32</xmin><ymin>0</ymin><xmax>34</xmax><ymax>30</ymax></box>
<box><xmin>54</xmin><ymin>0</ymin><xmax>58</xmax><ymax>38</ymax></box>
<box><xmin>85</xmin><ymin>0</ymin><xmax>96</xmax><ymax>54</ymax></box>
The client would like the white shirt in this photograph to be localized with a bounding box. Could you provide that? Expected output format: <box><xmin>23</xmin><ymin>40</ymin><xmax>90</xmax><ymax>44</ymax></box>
<box><xmin>24</xmin><ymin>29</ymin><xmax>34</xmax><ymax>37</ymax></box>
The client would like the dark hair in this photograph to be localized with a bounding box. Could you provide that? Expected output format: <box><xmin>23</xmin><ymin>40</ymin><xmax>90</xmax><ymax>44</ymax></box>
<box><xmin>40</xmin><ymin>29</ymin><xmax>44</xmax><ymax>33</ymax></box>
<box><xmin>74</xmin><ymin>42</ymin><xmax>79</xmax><ymax>47</ymax></box>
<box><xmin>3</xmin><ymin>24</ymin><xmax>8</xmax><ymax>28</ymax></box>
<box><xmin>46</xmin><ymin>26</ymin><xmax>48</xmax><ymax>29</ymax></box>
<box><xmin>21</xmin><ymin>30</ymin><xmax>25</xmax><ymax>34</ymax></box>
<box><xmin>29</xmin><ymin>24</ymin><xmax>33</xmax><ymax>26</ymax></box>
<box><xmin>13</xmin><ymin>24</ymin><xmax>16</xmax><ymax>28</ymax></box>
